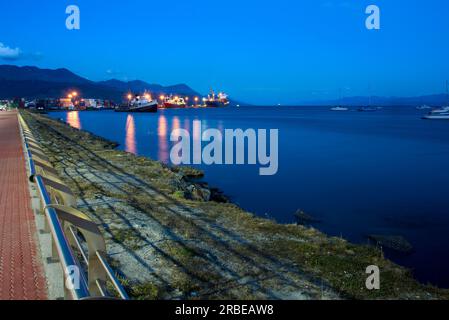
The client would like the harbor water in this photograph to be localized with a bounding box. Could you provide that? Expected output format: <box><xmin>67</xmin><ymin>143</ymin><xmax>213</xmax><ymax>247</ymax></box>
<box><xmin>49</xmin><ymin>106</ymin><xmax>449</xmax><ymax>288</ymax></box>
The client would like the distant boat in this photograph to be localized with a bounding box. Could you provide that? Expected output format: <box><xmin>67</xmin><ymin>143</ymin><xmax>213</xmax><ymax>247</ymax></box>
<box><xmin>116</xmin><ymin>93</ymin><xmax>158</xmax><ymax>113</ymax></box>
<box><xmin>204</xmin><ymin>90</ymin><xmax>230</xmax><ymax>108</ymax></box>
<box><xmin>429</xmin><ymin>81</ymin><xmax>449</xmax><ymax>114</ymax></box>
<box><xmin>331</xmin><ymin>88</ymin><xmax>349</xmax><ymax>111</ymax></box>
<box><xmin>417</xmin><ymin>105</ymin><xmax>432</xmax><ymax>110</ymax></box>
<box><xmin>430</xmin><ymin>106</ymin><xmax>449</xmax><ymax>114</ymax></box>
<box><xmin>358</xmin><ymin>87</ymin><xmax>377</xmax><ymax>112</ymax></box>
<box><xmin>330</xmin><ymin>106</ymin><xmax>349</xmax><ymax>111</ymax></box>
<box><xmin>162</xmin><ymin>95</ymin><xmax>187</xmax><ymax>109</ymax></box>
<box><xmin>358</xmin><ymin>107</ymin><xmax>377</xmax><ymax>112</ymax></box>
<box><xmin>423</xmin><ymin>113</ymin><xmax>449</xmax><ymax>120</ymax></box>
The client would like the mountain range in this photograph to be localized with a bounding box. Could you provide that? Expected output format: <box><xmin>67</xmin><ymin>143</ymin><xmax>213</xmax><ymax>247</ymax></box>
<box><xmin>0</xmin><ymin>65</ymin><xmax>201</xmax><ymax>102</ymax></box>
<box><xmin>0</xmin><ymin>65</ymin><xmax>447</xmax><ymax>106</ymax></box>
<box><xmin>305</xmin><ymin>94</ymin><xmax>449</xmax><ymax>107</ymax></box>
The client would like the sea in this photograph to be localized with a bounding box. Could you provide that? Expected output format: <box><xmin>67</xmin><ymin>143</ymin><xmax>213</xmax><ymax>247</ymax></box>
<box><xmin>48</xmin><ymin>106</ymin><xmax>449</xmax><ymax>288</ymax></box>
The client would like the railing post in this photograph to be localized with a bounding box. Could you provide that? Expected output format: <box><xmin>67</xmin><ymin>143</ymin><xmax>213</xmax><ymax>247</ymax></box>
<box><xmin>49</xmin><ymin>205</ymin><xmax>108</xmax><ymax>297</ymax></box>
<box><xmin>18</xmin><ymin>112</ymin><xmax>128</xmax><ymax>300</ymax></box>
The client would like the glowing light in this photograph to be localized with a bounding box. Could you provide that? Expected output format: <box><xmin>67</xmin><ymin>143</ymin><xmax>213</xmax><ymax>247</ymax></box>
<box><xmin>72</xmin><ymin>91</ymin><xmax>78</xmax><ymax>97</ymax></box>
<box><xmin>127</xmin><ymin>94</ymin><xmax>133</xmax><ymax>100</ymax></box>
<box><xmin>194</xmin><ymin>97</ymin><xmax>199</xmax><ymax>102</ymax></box>
<box><xmin>125</xmin><ymin>115</ymin><xmax>137</xmax><ymax>154</ymax></box>
<box><xmin>144</xmin><ymin>94</ymin><xmax>151</xmax><ymax>100</ymax></box>
<box><xmin>68</xmin><ymin>94</ymin><xmax>73</xmax><ymax>99</ymax></box>
<box><xmin>67</xmin><ymin>111</ymin><xmax>81</xmax><ymax>130</ymax></box>
<box><xmin>160</xmin><ymin>95</ymin><xmax>165</xmax><ymax>100</ymax></box>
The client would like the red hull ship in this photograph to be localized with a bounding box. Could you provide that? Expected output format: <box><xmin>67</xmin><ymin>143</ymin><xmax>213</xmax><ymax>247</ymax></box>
<box><xmin>161</xmin><ymin>96</ymin><xmax>187</xmax><ymax>109</ymax></box>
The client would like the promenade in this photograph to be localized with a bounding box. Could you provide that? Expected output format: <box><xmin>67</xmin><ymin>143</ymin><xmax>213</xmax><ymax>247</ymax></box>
<box><xmin>0</xmin><ymin>111</ymin><xmax>47</xmax><ymax>300</ymax></box>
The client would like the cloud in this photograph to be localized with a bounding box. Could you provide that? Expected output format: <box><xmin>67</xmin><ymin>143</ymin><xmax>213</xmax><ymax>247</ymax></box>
<box><xmin>106</xmin><ymin>69</ymin><xmax>129</xmax><ymax>81</ymax></box>
<box><xmin>106</xmin><ymin>69</ymin><xmax>122</xmax><ymax>76</ymax></box>
<box><xmin>0</xmin><ymin>42</ymin><xmax>43</xmax><ymax>61</ymax></box>
<box><xmin>0</xmin><ymin>42</ymin><xmax>21</xmax><ymax>60</ymax></box>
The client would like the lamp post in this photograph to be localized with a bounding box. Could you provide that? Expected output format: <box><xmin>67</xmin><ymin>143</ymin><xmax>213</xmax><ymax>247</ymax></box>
<box><xmin>159</xmin><ymin>95</ymin><xmax>165</xmax><ymax>108</ymax></box>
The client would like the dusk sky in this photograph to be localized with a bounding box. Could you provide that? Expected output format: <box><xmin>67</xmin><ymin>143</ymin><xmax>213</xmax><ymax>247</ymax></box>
<box><xmin>1</xmin><ymin>0</ymin><xmax>449</xmax><ymax>104</ymax></box>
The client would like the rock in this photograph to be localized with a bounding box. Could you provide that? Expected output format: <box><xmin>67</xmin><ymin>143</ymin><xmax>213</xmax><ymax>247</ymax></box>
<box><xmin>186</xmin><ymin>184</ymin><xmax>211</xmax><ymax>202</ymax></box>
<box><xmin>345</xmin><ymin>249</ymin><xmax>355</xmax><ymax>255</ymax></box>
<box><xmin>209</xmin><ymin>188</ymin><xmax>229</xmax><ymax>203</ymax></box>
<box><xmin>294</xmin><ymin>210</ymin><xmax>320</xmax><ymax>225</ymax></box>
<box><xmin>368</xmin><ymin>235</ymin><xmax>414</xmax><ymax>253</ymax></box>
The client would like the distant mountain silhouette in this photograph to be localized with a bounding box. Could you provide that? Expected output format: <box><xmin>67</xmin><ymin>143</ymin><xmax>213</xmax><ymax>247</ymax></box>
<box><xmin>0</xmin><ymin>65</ymin><xmax>202</xmax><ymax>102</ymax></box>
<box><xmin>0</xmin><ymin>65</ymin><xmax>90</xmax><ymax>84</ymax></box>
<box><xmin>309</xmin><ymin>94</ymin><xmax>449</xmax><ymax>107</ymax></box>
<box><xmin>98</xmin><ymin>79</ymin><xmax>201</xmax><ymax>97</ymax></box>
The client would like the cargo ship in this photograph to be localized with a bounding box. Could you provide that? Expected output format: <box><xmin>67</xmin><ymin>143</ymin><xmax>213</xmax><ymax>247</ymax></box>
<box><xmin>161</xmin><ymin>95</ymin><xmax>187</xmax><ymax>109</ymax></box>
<box><xmin>204</xmin><ymin>90</ymin><xmax>230</xmax><ymax>107</ymax></box>
<box><xmin>116</xmin><ymin>93</ymin><xmax>158</xmax><ymax>113</ymax></box>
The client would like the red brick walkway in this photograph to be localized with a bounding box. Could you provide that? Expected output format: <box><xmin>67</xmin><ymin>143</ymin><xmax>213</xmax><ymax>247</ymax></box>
<box><xmin>0</xmin><ymin>111</ymin><xmax>47</xmax><ymax>300</ymax></box>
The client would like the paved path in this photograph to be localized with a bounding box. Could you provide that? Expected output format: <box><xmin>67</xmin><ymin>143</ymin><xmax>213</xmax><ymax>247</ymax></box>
<box><xmin>0</xmin><ymin>111</ymin><xmax>47</xmax><ymax>300</ymax></box>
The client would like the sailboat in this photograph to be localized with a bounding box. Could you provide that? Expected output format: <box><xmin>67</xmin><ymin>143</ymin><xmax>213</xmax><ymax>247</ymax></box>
<box><xmin>423</xmin><ymin>81</ymin><xmax>449</xmax><ymax>120</ymax></box>
<box><xmin>330</xmin><ymin>88</ymin><xmax>349</xmax><ymax>111</ymax></box>
<box><xmin>358</xmin><ymin>94</ymin><xmax>377</xmax><ymax>112</ymax></box>
<box><xmin>357</xmin><ymin>85</ymin><xmax>378</xmax><ymax>112</ymax></box>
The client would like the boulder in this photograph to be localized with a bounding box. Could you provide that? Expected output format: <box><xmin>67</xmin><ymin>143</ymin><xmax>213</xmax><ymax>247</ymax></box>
<box><xmin>294</xmin><ymin>210</ymin><xmax>320</xmax><ymax>225</ymax></box>
<box><xmin>368</xmin><ymin>235</ymin><xmax>414</xmax><ymax>253</ymax></box>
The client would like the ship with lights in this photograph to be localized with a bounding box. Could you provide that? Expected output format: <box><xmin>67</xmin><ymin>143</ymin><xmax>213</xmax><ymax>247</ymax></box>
<box><xmin>203</xmin><ymin>90</ymin><xmax>230</xmax><ymax>107</ymax></box>
<box><xmin>161</xmin><ymin>95</ymin><xmax>187</xmax><ymax>109</ymax></box>
<box><xmin>116</xmin><ymin>92</ymin><xmax>158</xmax><ymax>113</ymax></box>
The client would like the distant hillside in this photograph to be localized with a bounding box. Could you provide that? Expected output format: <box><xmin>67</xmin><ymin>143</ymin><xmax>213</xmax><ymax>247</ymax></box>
<box><xmin>98</xmin><ymin>79</ymin><xmax>201</xmax><ymax>97</ymax></box>
<box><xmin>306</xmin><ymin>94</ymin><xmax>449</xmax><ymax>107</ymax></box>
<box><xmin>0</xmin><ymin>65</ymin><xmax>202</xmax><ymax>102</ymax></box>
<box><xmin>0</xmin><ymin>65</ymin><xmax>90</xmax><ymax>84</ymax></box>
<box><xmin>0</xmin><ymin>79</ymin><xmax>125</xmax><ymax>101</ymax></box>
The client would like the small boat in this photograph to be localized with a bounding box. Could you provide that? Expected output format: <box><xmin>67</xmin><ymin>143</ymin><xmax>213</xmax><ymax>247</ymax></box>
<box><xmin>116</xmin><ymin>93</ymin><xmax>158</xmax><ymax>113</ymax></box>
<box><xmin>429</xmin><ymin>81</ymin><xmax>449</xmax><ymax>114</ymax></box>
<box><xmin>423</xmin><ymin>112</ymin><xmax>449</xmax><ymax>120</ymax></box>
<box><xmin>358</xmin><ymin>89</ymin><xmax>378</xmax><ymax>112</ymax></box>
<box><xmin>162</xmin><ymin>95</ymin><xmax>187</xmax><ymax>109</ymax></box>
<box><xmin>416</xmin><ymin>104</ymin><xmax>432</xmax><ymax>110</ymax></box>
<box><xmin>330</xmin><ymin>106</ymin><xmax>349</xmax><ymax>111</ymax></box>
<box><xmin>331</xmin><ymin>88</ymin><xmax>348</xmax><ymax>111</ymax></box>
<box><xmin>430</xmin><ymin>106</ymin><xmax>449</xmax><ymax>114</ymax></box>
<box><xmin>358</xmin><ymin>107</ymin><xmax>377</xmax><ymax>112</ymax></box>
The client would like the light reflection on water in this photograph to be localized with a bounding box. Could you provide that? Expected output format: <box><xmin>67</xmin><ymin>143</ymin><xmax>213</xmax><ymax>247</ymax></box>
<box><xmin>66</xmin><ymin>111</ymin><xmax>81</xmax><ymax>130</ymax></box>
<box><xmin>157</xmin><ymin>115</ymin><xmax>169</xmax><ymax>163</ymax></box>
<box><xmin>125</xmin><ymin>114</ymin><xmax>137</xmax><ymax>154</ymax></box>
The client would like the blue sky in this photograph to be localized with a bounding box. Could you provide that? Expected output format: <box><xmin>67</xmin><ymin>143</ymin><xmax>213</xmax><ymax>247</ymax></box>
<box><xmin>1</xmin><ymin>0</ymin><xmax>449</xmax><ymax>104</ymax></box>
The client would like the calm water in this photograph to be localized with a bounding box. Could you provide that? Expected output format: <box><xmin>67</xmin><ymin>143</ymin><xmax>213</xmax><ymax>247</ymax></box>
<box><xmin>49</xmin><ymin>106</ymin><xmax>449</xmax><ymax>288</ymax></box>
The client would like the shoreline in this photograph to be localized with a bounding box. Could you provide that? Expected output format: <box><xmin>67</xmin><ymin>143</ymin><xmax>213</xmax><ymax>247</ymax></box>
<box><xmin>21</xmin><ymin>110</ymin><xmax>449</xmax><ymax>300</ymax></box>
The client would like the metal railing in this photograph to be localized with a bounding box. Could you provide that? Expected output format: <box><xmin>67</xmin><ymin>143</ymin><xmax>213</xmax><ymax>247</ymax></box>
<box><xmin>18</xmin><ymin>113</ymin><xmax>129</xmax><ymax>300</ymax></box>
